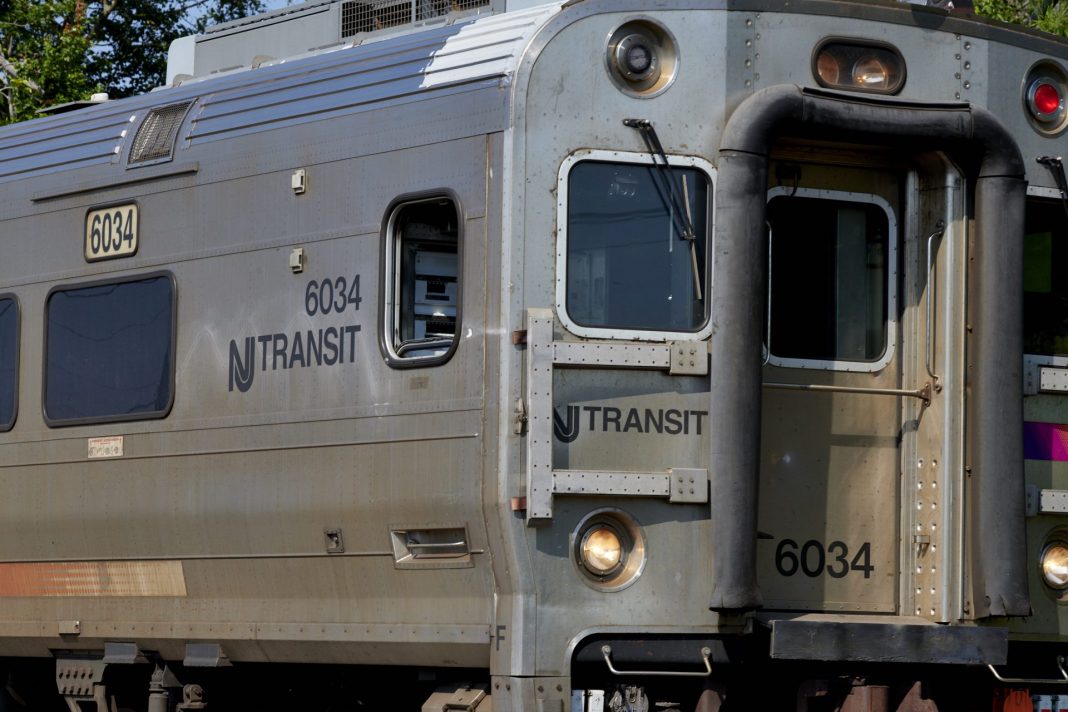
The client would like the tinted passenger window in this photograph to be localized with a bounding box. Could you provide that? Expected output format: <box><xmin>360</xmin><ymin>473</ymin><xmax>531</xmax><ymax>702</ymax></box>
<box><xmin>565</xmin><ymin>161</ymin><xmax>710</xmax><ymax>332</ymax></box>
<box><xmin>767</xmin><ymin>195</ymin><xmax>890</xmax><ymax>364</ymax></box>
<box><xmin>45</xmin><ymin>275</ymin><xmax>174</xmax><ymax>424</ymax></box>
<box><xmin>0</xmin><ymin>297</ymin><xmax>16</xmax><ymax>431</ymax></box>
<box><xmin>384</xmin><ymin>197</ymin><xmax>460</xmax><ymax>363</ymax></box>
<box><xmin>1024</xmin><ymin>198</ymin><xmax>1068</xmax><ymax>355</ymax></box>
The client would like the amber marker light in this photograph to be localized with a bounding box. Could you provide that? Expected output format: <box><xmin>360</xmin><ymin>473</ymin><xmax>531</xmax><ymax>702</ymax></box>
<box><xmin>813</xmin><ymin>39</ymin><xmax>905</xmax><ymax>95</ymax></box>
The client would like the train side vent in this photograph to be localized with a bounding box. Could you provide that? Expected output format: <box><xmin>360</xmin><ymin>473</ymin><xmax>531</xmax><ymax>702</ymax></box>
<box><xmin>128</xmin><ymin>101</ymin><xmax>194</xmax><ymax>166</ymax></box>
<box><xmin>340</xmin><ymin>0</ymin><xmax>490</xmax><ymax>39</ymax></box>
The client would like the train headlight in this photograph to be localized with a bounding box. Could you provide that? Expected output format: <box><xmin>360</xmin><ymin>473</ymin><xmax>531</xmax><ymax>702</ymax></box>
<box><xmin>813</xmin><ymin>39</ymin><xmax>905</xmax><ymax>94</ymax></box>
<box><xmin>853</xmin><ymin>55</ymin><xmax>893</xmax><ymax>89</ymax></box>
<box><xmin>580</xmin><ymin>524</ymin><xmax>624</xmax><ymax>576</ymax></box>
<box><xmin>1041</xmin><ymin>541</ymin><xmax>1068</xmax><ymax>590</ymax></box>
<box><xmin>615</xmin><ymin>34</ymin><xmax>656</xmax><ymax>81</ymax></box>
<box><xmin>606</xmin><ymin>20</ymin><xmax>679</xmax><ymax>98</ymax></box>
<box><xmin>1024</xmin><ymin>62</ymin><xmax>1068</xmax><ymax>135</ymax></box>
<box><xmin>572</xmin><ymin>509</ymin><xmax>646</xmax><ymax>591</ymax></box>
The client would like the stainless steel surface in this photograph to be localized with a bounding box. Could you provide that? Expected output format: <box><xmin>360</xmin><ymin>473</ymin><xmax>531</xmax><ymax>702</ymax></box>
<box><xmin>526</xmin><ymin>309</ymin><xmax>555</xmax><ymax>521</ymax></box>
<box><xmin>553</xmin><ymin>471</ymin><xmax>669</xmax><ymax>497</ymax></box>
<box><xmin>1040</xmin><ymin>365</ymin><xmax>1068</xmax><ymax>393</ymax></box>
<box><xmin>668</xmin><ymin>342</ymin><xmax>708</xmax><ymax>376</ymax></box>
<box><xmin>551</xmin><ymin>342</ymin><xmax>670</xmax><ymax>369</ymax></box>
<box><xmin>0</xmin><ymin>0</ymin><xmax>1063</xmax><ymax>704</ymax></box>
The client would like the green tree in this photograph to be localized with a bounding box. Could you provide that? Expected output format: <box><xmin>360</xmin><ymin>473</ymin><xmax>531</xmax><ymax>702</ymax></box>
<box><xmin>0</xmin><ymin>0</ymin><xmax>266</xmax><ymax>125</ymax></box>
<box><xmin>0</xmin><ymin>1</ymin><xmax>94</xmax><ymax>123</ymax></box>
<box><xmin>973</xmin><ymin>0</ymin><xmax>1068</xmax><ymax>36</ymax></box>
<box><xmin>90</xmin><ymin>0</ymin><xmax>267</xmax><ymax>98</ymax></box>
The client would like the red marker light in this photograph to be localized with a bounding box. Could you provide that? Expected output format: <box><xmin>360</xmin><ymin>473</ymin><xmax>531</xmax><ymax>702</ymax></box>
<box><xmin>1023</xmin><ymin>62</ymin><xmax>1068</xmax><ymax>134</ymax></box>
<box><xmin>1035</xmin><ymin>82</ymin><xmax>1062</xmax><ymax>116</ymax></box>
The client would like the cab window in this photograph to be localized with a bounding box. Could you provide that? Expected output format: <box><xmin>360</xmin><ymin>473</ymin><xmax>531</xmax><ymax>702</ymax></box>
<box><xmin>45</xmin><ymin>274</ymin><xmax>175</xmax><ymax>424</ymax></box>
<box><xmin>562</xmin><ymin>158</ymin><xmax>711</xmax><ymax>336</ymax></box>
<box><xmin>766</xmin><ymin>191</ymin><xmax>894</xmax><ymax>368</ymax></box>
<box><xmin>0</xmin><ymin>296</ymin><xmax>17</xmax><ymax>431</ymax></box>
<box><xmin>383</xmin><ymin>196</ymin><xmax>460</xmax><ymax>365</ymax></box>
<box><xmin>1024</xmin><ymin>198</ymin><xmax>1068</xmax><ymax>356</ymax></box>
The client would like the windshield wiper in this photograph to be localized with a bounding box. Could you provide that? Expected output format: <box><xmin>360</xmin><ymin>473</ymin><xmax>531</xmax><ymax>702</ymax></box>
<box><xmin>623</xmin><ymin>118</ymin><xmax>703</xmax><ymax>301</ymax></box>
<box><xmin>1038</xmin><ymin>155</ymin><xmax>1068</xmax><ymax>222</ymax></box>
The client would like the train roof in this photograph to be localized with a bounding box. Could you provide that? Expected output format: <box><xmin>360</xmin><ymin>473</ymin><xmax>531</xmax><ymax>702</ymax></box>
<box><xmin>0</xmin><ymin>1</ymin><xmax>561</xmax><ymax>188</ymax></box>
<box><xmin>3</xmin><ymin>0</ymin><xmax>1068</xmax><ymax>193</ymax></box>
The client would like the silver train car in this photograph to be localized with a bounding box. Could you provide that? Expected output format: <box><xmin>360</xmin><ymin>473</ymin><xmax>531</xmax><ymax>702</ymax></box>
<box><xmin>1</xmin><ymin>0</ymin><xmax>1068</xmax><ymax>708</ymax></box>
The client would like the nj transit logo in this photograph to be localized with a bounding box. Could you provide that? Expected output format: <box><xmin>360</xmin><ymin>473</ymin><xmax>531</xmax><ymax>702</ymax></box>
<box><xmin>553</xmin><ymin>405</ymin><xmax>708</xmax><ymax>443</ymax></box>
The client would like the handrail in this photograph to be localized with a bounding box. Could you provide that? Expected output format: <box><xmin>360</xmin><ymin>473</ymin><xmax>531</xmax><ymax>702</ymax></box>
<box><xmin>601</xmin><ymin>645</ymin><xmax>712</xmax><ymax>678</ymax></box>
<box><xmin>763</xmin><ymin>381</ymin><xmax>931</xmax><ymax>405</ymax></box>
<box><xmin>988</xmin><ymin>656</ymin><xmax>1068</xmax><ymax>685</ymax></box>
<box><xmin>925</xmin><ymin>221</ymin><xmax>945</xmax><ymax>391</ymax></box>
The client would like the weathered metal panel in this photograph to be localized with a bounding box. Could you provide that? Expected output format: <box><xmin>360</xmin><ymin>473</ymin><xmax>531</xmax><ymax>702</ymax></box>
<box><xmin>766</xmin><ymin>615</ymin><xmax>1007</xmax><ymax>665</ymax></box>
<box><xmin>0</xmin><ymin>110</ymin><xmax>498</xmax><ymax>666</ymax></box>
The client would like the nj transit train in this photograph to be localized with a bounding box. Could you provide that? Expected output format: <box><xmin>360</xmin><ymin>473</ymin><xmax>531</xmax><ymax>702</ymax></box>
<box><xmin>1</xmin><ymin>0</ymin><xmax>1068</xmax><ymax>709</ymax></box>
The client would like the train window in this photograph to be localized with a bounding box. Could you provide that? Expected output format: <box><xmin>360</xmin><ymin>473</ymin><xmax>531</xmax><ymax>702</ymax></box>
<box><xmin>766</xmin><ymin>190</ymin><xmax>895</xmax><ymax>369</ymax></box>
<box><xmin>382</xmin><ymin>196</ymin><xmax>461</xmax><ymax>366</ymax></box>
<box><xmin>1024</xmin><ymin>198</ymin><xmax>1068</xmax><ymax>355</ymax></box>
<box><xmin>559</xmin><ymin>154</ymin><xmax>713</xmax><ymax>338</ymax></box>
<box><xmin>44</xmin><ymin>274</ymin><xmax>175</xmax><ymax>425</ymax></box>
<box><xmin>0</xmin><ymin>296</ymin><xmax>17</xmax><ymax>432</ymax></box>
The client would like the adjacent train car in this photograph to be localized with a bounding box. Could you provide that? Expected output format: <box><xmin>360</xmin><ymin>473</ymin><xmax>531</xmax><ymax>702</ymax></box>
<box><xmin>1</xmin><ymin>0</ymin><xmax>1068</xmax><ymax>708</ymax></box>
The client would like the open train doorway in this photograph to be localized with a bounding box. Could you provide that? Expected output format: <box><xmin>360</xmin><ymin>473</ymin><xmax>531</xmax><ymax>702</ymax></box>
<box><xmin>756</xmin><ymin>145</ymin><xmax>966</xmax><ymax>624</ymax></box>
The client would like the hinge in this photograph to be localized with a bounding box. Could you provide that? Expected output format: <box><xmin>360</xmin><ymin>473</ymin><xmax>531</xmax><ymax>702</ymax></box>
<box><xmin>513</xmin><ymin>398</ymin><xmax>527</xmax><ymax>435</ymax></box>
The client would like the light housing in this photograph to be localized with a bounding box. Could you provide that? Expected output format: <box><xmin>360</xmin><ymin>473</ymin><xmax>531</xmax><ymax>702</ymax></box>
<box><xmin>605</xmin><ymin>20</ymin><xmax>679</xmax><ymax>98</ymax></box>
<box><xmin>580</xmin><ymin>524</ymin><xmax>624</xmax><ymax>576</ymax></box>
<box><xmin>1041</xmin><ymin>540</ymin><xmax>1068</xmax><ymax>591</ymax></box>
<box><xmin>812</xmin><ymin>39</ymin><xmax>905</xmax><ymax>95</ymax></box>
<box><xmin>572</xmin><ymin>509</ymin><xmax>646</xmax><ymax>591</ymax></box>
<box><xmin>1024</xmin><ymin>61</ymin><xmax>1068</xmax><ymax>135</ymax></box>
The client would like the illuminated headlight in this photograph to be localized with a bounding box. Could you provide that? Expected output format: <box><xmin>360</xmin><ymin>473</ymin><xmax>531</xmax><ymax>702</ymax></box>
<box><xmin>813</xmin><ymin>40</ymin><xmax>905</xmax><ymax>94</ymax></box>
<box><xmin>572</xmin><ymin>509</ymin><xmax>646</xmax><ymax>591</ymax></box>
<box><xmin>580</xmin><ymin>524</ymin><xmax>625</xmax><ymax>576</ymax></box>
<box><xmin>1041</xmin><ymin>541</ymin><xmax>1068</xmax><ymax>590</ymax></box>
<box><xmin>1024</xmin><ymin>62</ymin><xmax>1068</xmax><ymax>135</ymax></box>
<box><xmin>606</xmin><ymin>20</ymin><xmax>679</xmax><ymax>98</ymax></box>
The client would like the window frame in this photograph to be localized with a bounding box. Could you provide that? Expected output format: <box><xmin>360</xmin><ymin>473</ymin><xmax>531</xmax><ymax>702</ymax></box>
<box><xmin>379</xmin><ymin>190</ymin><xmax>464</xmax><ymax>369</ymax></box>
<box><xmin>555</xmin><ymin>149</ymin><xmax>716</xmax><ymax>341</ymax></box>
<box><xmin>765</xmin><ymin>186</ymin><xmax>898</xmax><ymax>373</ymax></box>
<box><xmin>42</xmin><ymin>271</ymin><xmax>177</xmax><ymax>427</ymax></box>
<box><xmin>0</xmin><ymin>293</ymin><xmax>19</xmax><ymax>433</ymax></box>
<box><xmin>1021</xmin><ymin>186</ymin><xmax>1068</xmax><ymax>391</ymax></box>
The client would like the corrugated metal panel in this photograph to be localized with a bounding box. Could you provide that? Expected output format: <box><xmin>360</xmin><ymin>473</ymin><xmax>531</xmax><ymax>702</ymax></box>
<box><xmin>188</xmin><ymin>3</ymin><xmax>560</xmax><ymax>144</ymax></box>
<box><xmin>0</xmin><ymin>105</ymin><xmax>136</xmax><ymax>182</ymax></box>
<box><xmin>0</xmin><ymin>2</ymin><xmax>559</xmax><ymax>186</ymax></box>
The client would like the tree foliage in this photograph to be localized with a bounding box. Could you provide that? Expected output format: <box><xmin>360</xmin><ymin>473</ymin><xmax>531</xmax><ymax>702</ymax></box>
<box><xmin>0</xmin><ymin>0</ymin><xmax>265</xmax><ymax>125</ymax></box>
<box><xmin>973</xmin><ymin>0</ymin><xmax>1068</xmax><ymax>36</ymax></box>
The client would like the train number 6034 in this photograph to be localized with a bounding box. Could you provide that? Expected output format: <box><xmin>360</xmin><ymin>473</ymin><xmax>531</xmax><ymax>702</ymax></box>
<box><xmin>84</xmin><ymin>204</ymin><xmax>138</xmax><ymax>261</ymax></box>
<box><xmin>774</xmin><ymin>538</ymin><xmax>873</xmax><ymax>579</ymax></box>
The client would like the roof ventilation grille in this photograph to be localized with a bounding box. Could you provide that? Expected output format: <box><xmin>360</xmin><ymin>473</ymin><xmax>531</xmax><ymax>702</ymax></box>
<box><xmin>340</xmin><ymin>0</ymin><xmax>489</xmax><ymax>38</ymax></box>
<box><xmin>128</xmin><ymin>101</ymin><xmax>194</xmax><ymax>166</ymax></box>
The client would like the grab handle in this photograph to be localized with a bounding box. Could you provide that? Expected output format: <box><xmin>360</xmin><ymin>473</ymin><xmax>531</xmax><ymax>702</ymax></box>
<box><xmin>601</xmin><ymin>645</ymin><xmax>712</xmax><ymax>678</ymax></box>
<box><xmin>988</xmin><ymin>656</ymin><xmax>1068</xmax><ymax>684</ymax></box>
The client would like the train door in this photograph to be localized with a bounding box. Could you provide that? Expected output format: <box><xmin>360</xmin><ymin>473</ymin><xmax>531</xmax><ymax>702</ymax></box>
<box><xmin>756</xmin><ymin>147</ymin><xmax>964</xmax><ymax>620</ymax></box>
<box><xmin>1015</xmin><ymin>189</ymin><xmax>1068</xmax><ymax>635</ymax></box>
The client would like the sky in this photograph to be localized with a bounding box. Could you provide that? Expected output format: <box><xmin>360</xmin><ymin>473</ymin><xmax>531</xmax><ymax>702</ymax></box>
<box><xmin>261</xmin><ymin>0</ymin><xmax>300</xmax><ymax>11</ymax></box>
